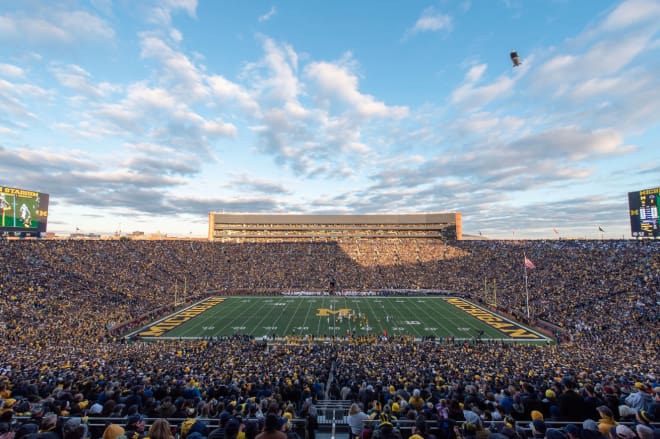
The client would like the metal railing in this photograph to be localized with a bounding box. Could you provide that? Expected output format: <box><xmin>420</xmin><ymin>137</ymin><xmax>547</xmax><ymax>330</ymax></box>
<box><xmin>10</xmin><ymin>416</ymin><xmax>311</xmax><ymax>439</ymax></box>
<box><xmin>11</xmin><ymin>410</ymin><xmax>658</xmax><ymax>439</ymax></box>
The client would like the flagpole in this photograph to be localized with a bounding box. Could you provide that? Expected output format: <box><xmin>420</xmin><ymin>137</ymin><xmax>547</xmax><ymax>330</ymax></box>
<box><xmin>523</xmin><ymin>252</ymin><xmax>530</xmax><ymax>319</ymax></box>
<box><xmin>493</xmin><ymin>279</ymin><xmax>497</xmax><ymax>308</ymax></box>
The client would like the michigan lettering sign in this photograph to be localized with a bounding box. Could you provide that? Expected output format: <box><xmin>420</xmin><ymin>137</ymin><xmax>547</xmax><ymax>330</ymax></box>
<box><xmin>444</xmin><ymin>298</ymin><xmax>541</xmax><ymax>339</ymax></box>
<box><xmin>138</xmin><ymin>297</ymin><xmax>226</xmax><ymax>337</ymax></box>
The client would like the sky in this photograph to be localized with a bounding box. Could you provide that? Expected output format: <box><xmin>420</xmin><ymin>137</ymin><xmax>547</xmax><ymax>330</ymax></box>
<box><xmin>0</xmin><ymin>0</ymin><xmax>659</xmax><ymax>239</ymax></box>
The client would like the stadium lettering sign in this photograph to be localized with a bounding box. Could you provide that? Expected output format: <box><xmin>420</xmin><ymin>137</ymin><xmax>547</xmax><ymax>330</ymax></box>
<box><xmin>316</xmin><ymin>308</ymin><xmax>351</xmax><ymax>317</ymax></box>
<box><xmin>1</xmin><ymin>187</ymin><xmax>39</xmax><ymax>197</ymax></box>
<box><xmin>138</xmin><ymin>297</ymin><xmax>225</xmax><ymax>337</ymax></box>
<box><xmin>639</xmin><ymin>187</ymin><xmax>660</xmax><ymax>196</ymax></box>
<box><xmin>444</xmin><ymin>298</ymin><xmax>540</xmax><ymax>339</ymax></box>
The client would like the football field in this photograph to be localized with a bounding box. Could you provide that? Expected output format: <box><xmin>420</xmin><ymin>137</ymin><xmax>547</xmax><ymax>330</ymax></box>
<box><xmin>131</xmin><ymin>296</ymin><xmax>550</xmax><ymax>343</ymax></box>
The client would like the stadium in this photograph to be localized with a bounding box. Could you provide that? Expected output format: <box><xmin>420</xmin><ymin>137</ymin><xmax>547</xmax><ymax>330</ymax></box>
<box><xmin>2</xmin><ymin>0</ymin><xmax>660</xmax><ymax>437</ymax></box>
<box><xmin>1</xmin><ymin>209</ymin><xmax>658</xmax><ymax>439</ymax></box>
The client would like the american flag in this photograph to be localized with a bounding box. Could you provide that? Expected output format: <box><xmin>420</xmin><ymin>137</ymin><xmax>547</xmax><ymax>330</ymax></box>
<box><xmin>524</xmin><ymin>257</ymin><xmax>535</xmax><ymax>269</ymax></box>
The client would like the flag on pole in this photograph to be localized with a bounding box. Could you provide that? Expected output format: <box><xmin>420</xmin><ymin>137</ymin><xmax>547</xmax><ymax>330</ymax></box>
<box><xmin>598</xmin><ymin>226</ymin><xmax>604</xmax><ymax>232</ymax></box>
<box><xmin>553</xmin><ymin>228</ymin><xmax>559</xmax><ymax>234</ymax></box>
<box><xmin>524</xmin><ymin>257</ymin><xmax>535</xmax><ymax>269</ymax></box>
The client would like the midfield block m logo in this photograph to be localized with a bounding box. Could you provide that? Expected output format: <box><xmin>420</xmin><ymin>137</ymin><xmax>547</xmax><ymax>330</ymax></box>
<box><xmin>316</xmin><ymin>308</ymin><xmax>351</xmax><ymax>317</ymax></box>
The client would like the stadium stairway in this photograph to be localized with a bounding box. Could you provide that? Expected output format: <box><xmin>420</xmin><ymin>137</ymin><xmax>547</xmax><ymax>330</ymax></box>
<box><xmin>315</xmin><ymin>399</ymin><xmax>353</xmax><ymax>437</ymax></box>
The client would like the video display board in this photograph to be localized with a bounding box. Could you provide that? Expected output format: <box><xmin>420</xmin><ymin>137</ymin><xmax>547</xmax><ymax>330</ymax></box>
<box><xmin>0</xmin><ymin>185</ymin><xmax>49</xmax><ymax>234</ymax></box>
<box><xmin>628</xmin><ymin>186</ymin><xmax>659</xmax><ymax>238</ymax></box>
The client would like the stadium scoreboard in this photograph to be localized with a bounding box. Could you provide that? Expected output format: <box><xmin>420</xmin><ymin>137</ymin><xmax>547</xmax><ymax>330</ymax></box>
<box><xmin>628</xmin><ymin>186</ymin><xmax>659</xmax><ymax>238</ymax></box>
<box><xmin>0</xmin><ymin>185</ymin><xmax>49</xmax><ymax>235</ymax></box>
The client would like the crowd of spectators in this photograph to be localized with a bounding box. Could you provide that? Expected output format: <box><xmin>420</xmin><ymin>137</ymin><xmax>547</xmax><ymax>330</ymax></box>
<box><xmin>0</xmin><ymin>238</ymin><xmax>658</xmax><ymax>439</ymax></box>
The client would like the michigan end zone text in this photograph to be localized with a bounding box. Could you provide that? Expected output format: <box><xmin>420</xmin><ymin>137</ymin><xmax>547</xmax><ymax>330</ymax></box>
<box><xmin>138</xmin><ymin>297</ymin><xmax>225</xmax><ymax>337</ymax></box>
<box><xmin>444</xmin><ymin>298</ymin><xmax>540</xmax><ymax>339</ymax></box>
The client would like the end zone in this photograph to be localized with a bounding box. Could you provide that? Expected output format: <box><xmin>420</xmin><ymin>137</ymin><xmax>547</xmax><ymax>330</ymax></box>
<box><xmin>129</xmin><ymin>297</ymin><xmax>225</xmax><ymax>339</ymax></box>
<box><xmin>444</xmin><ymin>297</ymin><xmax>550</xmax><ymax>342</ymax></box>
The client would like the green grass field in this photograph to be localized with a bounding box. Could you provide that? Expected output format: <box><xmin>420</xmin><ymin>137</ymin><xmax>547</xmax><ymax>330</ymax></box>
<box><xmin>131</xmin><ymin>296</ymin><xmax>550</xmax><ymax>343</ymax></box>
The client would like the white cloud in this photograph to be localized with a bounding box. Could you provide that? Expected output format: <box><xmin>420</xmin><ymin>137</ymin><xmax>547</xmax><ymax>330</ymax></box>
<box><xmin>0</xmin><ymin>145</ymin><xmax>99</xmax><ymax>173</ymax></box>
<box><xmin>125</xmin><ymin>83</ymin><xmax>180</xmax><ymax>111</ymax></box>
<box><xmin>535</xmin><ymin>0</ymin><xmax>659</xmax><ymax>94</ymax></box>
<box><xmin>466</xmin><ymin>64</ymin><xmax>487</xmax><ymax>83</ymax></box>
<box><xmin>533</xmin><ymin>30</ymin><xmax>656</xmax><ymax>114</ymax></box>
<box><xmin>0</xmin><ymin>15</ymin><xmax>69</xmax><ymax>43</ymax></box>
<box><xmin>94</xmin><ymin>102</ymin><xmax>142</xmax><ymax>133</ymax></box>
<box><xmin>84</xmin><ymin>79</ymin><xmax>237</xmax><ymax>142</ymax></box>
<box><xmin>50</xmin><ymin>64</ymin><xmax>115</xmax><ymax>99</ymax></box>
<box><xmin>55</xmin><ymin>10</ymin><xmax>115</xmax><ymax>40</ymax></box>
<box><xmin>454</xmin><ymin>112</ymin><xmax>525</xmax><ymax>136</ymax></box>
<box><xmin>200</xmin><ymin>119</ymin><xmax>237</xmax><ymax>137</ymax></box>
<box><xmin>120</xmin><ymin>83</ymin><xmax>237</xmax><ymax>140</ymax></box>
<box><xmin>140</xmin><ymin>35</ymin><xmax>208</xmax><ymax>101</ymax></box>
<box><xmin>305</xmin><ymin>61</ymin><xmax>408</xmax><ymax>119</ymax></box>
<box><xmin>0</xmin><ymin>63</ymin><xmax>24</xmax><ymax>78</ymax></box>
<box><xmin>3</xmin><ymin>1</ymin><xmax>654</xmax><ymax>238</ymax></box>
<box><xmin>315</xmin><ymin>113</ymin><xmax>372</xmax><ymax>156</ymax></box>
<box><xmin>207</xmin><ymin>75</ymin><xmax>261</xmax><ymax>116</ymax></box>
<box><xmin>123</xmin><ymin>156</ymin><xmax>199</xmax><ymax>177</ymax></box>
<box><xmin>0</xmin><ymin>78</ymin><xmax>50</xmax><ymax>118</ymax></box>
<box><xmin>170</xmin><ymin>28</ymin><xmax>183</xmax><ymax>42</ymax></box>
<box><xmin>601</xmin><ymin>0</ymin><xmax>660</xmax><ymax>31</ymax></box>
<box><xmin>259</xmin><ymin>6</ymin><xmax>277</xmax><ymax>23</ymax></box>
<box><xmin>148</xmin><ymin>0</ymin><xmax>198</xmax><ymax>25</ymax></box>
<box><xmin>451</xmin><ymin>65</ymin><xmax>516</xmax><ymax>109</ymax></box>
<box><xmin>76</xmin><ymin>169</ymin><xmax>183</xmax><ymax>186</ymax></box>
<box><xmin>51</xmin><ymin>121</ymin><xmax>120</xmax><ymax>139</ymax></box>
<box><xmin>508</xmin><ymin>127</ymin><xmax>632</xmax><ymax>160</ymax></box>
<box><xmin>166</xmin><ymin>0</ymin><xmax>198</xmax><ymax>17</ymax></box>
<box><xmin>0</xmin><ymin>10</ymin><xmax>114</xmax><ymax>45</ymax></box>
<box><xmin>252</xmin><ymin>38</ymin><xmax>302</xmax><ymax>109</ymax></box>
<box><xmin>226</xmin><ymin>175</ymin><xmax>289</xmax><ymax>194</ymax></box>
<box><xmin>409</xmin><ymin>7</ymin><xmax>453</xmax><ymax>34</ymax></box>
<box><xmin>537</xmin><ymin>54</ymin><xmax>576</xmax><ymax>79</ymax></box>
<box><xmin>582</xmin><ymin>34</ymin><xmax>650</xmax><ymax>75</ymax></box>
<box><xmin>572</xmin><ymin>77</ymin><xmax>625</xmax><ymax>99</ymax></box>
